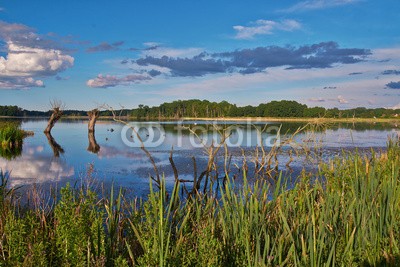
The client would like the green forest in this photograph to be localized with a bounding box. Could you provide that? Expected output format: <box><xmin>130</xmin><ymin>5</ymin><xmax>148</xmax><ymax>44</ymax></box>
<box><xmin>1</xmin><ymin>99</ymin><xmax>399</xmax><ymax>119</ymax></box>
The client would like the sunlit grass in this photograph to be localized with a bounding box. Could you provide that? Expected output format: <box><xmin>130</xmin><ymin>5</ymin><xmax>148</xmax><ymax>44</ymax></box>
<box><xmin>0</xmin><ymin>122</ymin><xmax>32</xmax><ymax>160</ymax></box>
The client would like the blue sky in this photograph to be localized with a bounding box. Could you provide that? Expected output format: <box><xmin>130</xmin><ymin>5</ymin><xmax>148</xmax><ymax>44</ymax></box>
<box><xmin>0</xmin><ymin>0</ymin><xmax>400</xmax><ymax>110</ymax></box>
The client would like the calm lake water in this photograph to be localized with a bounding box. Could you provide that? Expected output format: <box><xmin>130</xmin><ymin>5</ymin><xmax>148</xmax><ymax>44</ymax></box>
<box><xmin>1</xmin><ymin>118</ymin><xmax>399</xmax><ymax>196</ymax></box>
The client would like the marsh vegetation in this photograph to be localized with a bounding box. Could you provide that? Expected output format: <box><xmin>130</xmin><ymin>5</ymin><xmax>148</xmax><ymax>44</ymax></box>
<box><xmin>0</xmin><ymin>119</ymin><xmax>399</xmax><ymax>266</ymax></box>
<box><xmin>0</xmin><ymin>122</ymin><xmax>32</xmax><ymax>160</ymax></box>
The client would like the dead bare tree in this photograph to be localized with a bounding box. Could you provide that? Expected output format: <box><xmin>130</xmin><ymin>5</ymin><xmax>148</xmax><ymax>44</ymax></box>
<box><xmin>44</xmin><ymin>100</ymin><xmax>65</xmax><ymax>134</ymax></box>
<box><xmin>87</xmin><ymin>108</ymin><xmax>101</xmax><ymax>153</ymax></box>
<box><xmin>87</xmin><ymin>108</ymin><xmax>100</xmax><ymax>133</ymax></box>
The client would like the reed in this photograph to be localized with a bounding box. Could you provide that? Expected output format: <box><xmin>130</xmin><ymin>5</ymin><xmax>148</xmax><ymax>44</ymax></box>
<box><xmin>0</xmin><ymin>138</ymin><xmax>399</xmax><ymax>266</ymax></box>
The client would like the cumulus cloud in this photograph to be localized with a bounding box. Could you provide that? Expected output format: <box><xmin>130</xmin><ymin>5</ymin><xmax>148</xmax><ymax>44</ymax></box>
<box><xmin>86</xmin><ymin>41</ymin><xmax>124</xmax><ymax>52</ymax></box>
<box><xmin>281</xmin><ymin>0</ymin><xmax>360</xmax><ymax>13</ymax></box>
<box><xmin>386</xmin><ymin>81</ymin><xmax>400</xmax><ymax>89</ymax></box>
<box><xmin>0</xmin><ymin>42</ymin><xmax>74</xmax><ymax>77</ymax></box>
<box><xmin>0</xmin><ymin>77</ymin><xmax>44</xmax><ymax>89</ymax></box>
<box><xmin>134</xmin><ymin>41</ymin><xmax>370</xmax><ymax>77</ymax></box>
<box><xmin>87</xmin><ymin>74</ymin><xmax>151</xmax><ymax>88</ymax></box>
<box><xmin>382</xmin><ymin>70</ymin><xmax>400</xmax><ymax>75</ymax></box>
<box><xmin>0</xmin><ymin>20</ymin><xmax>74</xmax><ymax>89</ymax></box>
<box><xmin>233</xmin><ymin>19</ymin><xmax>301</xmax><ymax>40</ymax></box>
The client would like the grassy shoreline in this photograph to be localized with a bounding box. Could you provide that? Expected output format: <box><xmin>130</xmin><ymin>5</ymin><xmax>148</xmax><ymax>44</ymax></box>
<box><xmin>1</xmin><ymin>139</ymin><xmax>400</xmax><ymax>266</ymax></box>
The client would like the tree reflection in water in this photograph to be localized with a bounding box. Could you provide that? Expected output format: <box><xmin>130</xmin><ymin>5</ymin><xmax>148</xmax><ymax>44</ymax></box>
<box><xmin>87</xmin><ymin>131</ymin><xmax>100</xmax><ymax>154</ymax></box>
<box><xmin>44</xmin><ymin>132</ymin><xmax>65</xmax><ymax>157</ymax></box>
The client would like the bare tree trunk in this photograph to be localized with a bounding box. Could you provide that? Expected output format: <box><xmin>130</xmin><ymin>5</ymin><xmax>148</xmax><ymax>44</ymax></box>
<box><xmin>45</xmin><ymin>132</ymin><xmax>64</xmax><ymax>157</ymax></box>
<box><xmin>88</xmin><ymin>109</ymin><xmax>100</xmax><ymax>133</ymax></box>
<box><xmin>44</xmin><ymin>108</ymin><xmax>63</xmax><ymax>134</ymax></box>
<box><xmin>87</xmin><ymin>131</ymin><xmax>100</xmax><ymax>154</ymax></box>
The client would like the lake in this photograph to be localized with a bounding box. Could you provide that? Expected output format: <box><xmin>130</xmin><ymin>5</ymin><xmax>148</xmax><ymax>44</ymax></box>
<box><xmin>1</xmin><ymin>118</ymin><xmax>399</xmax><ymax>197</ymax></box>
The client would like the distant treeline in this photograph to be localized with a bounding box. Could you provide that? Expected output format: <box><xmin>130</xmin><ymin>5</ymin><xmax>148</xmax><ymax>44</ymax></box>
<box><xmin>0</xmin><ymin>106</ymin><xmax>95</xmax><ymax>117</ymax></box>
<box><xmin>130</xmin><ymin>100</ymin><xmax>400</xmax><ymax>119</ymax></box>
<box><xmin>1</xmin><ymin>100</ymin><xmax>399</xmax><ymax>119</ymax></box>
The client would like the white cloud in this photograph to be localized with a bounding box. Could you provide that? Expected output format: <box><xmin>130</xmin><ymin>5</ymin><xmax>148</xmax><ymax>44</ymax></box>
<box><xmin>87</xmin><ymin>73</ymin><xmax>151</xmax><ymax>88</ymax></box>
<box><xmin>0</xmin><ymin>20</ymin><xmax>74</xmax><ymax>89</ymax></box>
<box><xmin>281</xmin><ymin>0</ymin><xmax>360</xmax><ymax>13</ymax></box>
<box><xmin>0</xmin><ymin>77</ymin><xmax>44</xmax><ymax>89</ymax></box>
<box><xmin>233</xmin><ymin>19</ymin><xmax>301</xmax><ymax>40</ymax></box>
<box><xmin>0</xmin><ymin>42</ymin><xmax>74</xmax><ymax>77</ymax></box>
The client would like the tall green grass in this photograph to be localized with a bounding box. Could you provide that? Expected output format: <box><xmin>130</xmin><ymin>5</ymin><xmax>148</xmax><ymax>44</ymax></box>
<box><xmin>0</xmin><ymin>123</ymin><xmax>25</xmax><ymax>160</ymax></box>
<box><xmin>0</xmin><ymin>139</ymin><xmax>399</xmax><ymax>266</ymax></box>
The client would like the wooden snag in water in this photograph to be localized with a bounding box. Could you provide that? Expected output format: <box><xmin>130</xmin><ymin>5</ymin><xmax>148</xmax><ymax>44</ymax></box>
<box><xmin>87</xmin><ymin>109</ymin><xmax>100</xmax><ymax>153</ymax></box>
<box><xmin>44</xmin><ymin>100</ymin><xmax>64</xmax><ymax>134</ymax></box>
<box><xmin>88</xmin><ymin>109</ymin><xmax>100</xmax><ymax>133</ymax></box>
